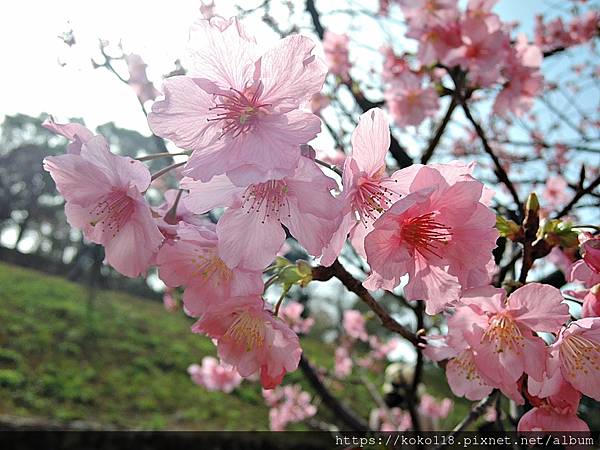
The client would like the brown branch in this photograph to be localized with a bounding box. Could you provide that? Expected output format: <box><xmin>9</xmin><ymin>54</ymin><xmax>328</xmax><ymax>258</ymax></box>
<box><xmin>457</xmin><ymin>94</ymin><xmax>523</xmax><ymax>217</ymax></box>
<box><xmin>496</xmin><ymin>249</ymin><xmax>522</xmax><ymax>286</ymax></box>
<box><xmin>420</xmin><ymin>97</ymin><xmax>457</xmax><ymax>164</ymax></box>
<box><xmin>555</xmin><ymin>174</ymin><xmax>600</xmax><ymax>219</ymax></box>
<box><xmin>435</xmin><ymin>390</ymin><xmax>499</xmax><ymax>450</ymax></box>
<box><xmin>452</xmin><ymin>390</ymin><xmax>499</xmax><ymax>433</ymax></box>
<box><xmin>493</xmin><ymin>139</ymin><xmax>600</xmax><ymax>154</ymax></box>
<box><xmin>312</xmin><ymin>260</ymin><xmax>420</xmax><ymax>346</ymax></box>
<box><xmin>407</xmin><ymin>302</ymin><xmax>424</xmax><ymax>433</ymax></box>
<box><xmin>299</xmin><ymin>355</ymin><xmax>369</xmax><ymax>431</ymax></box>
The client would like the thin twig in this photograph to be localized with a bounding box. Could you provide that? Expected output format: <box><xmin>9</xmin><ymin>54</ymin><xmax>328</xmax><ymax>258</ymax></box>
<box><xmin>150</xmin><ymin>161</ymin><xmax>186</xmax><ymax>182</ymax></box>
<box><xmin>555</xmin><ymin>174</ymin><xmax>600</xmax><ymax>219</ymax></box>
<box><xmin>315</xmin><ymin>158</ymin><xmax>343</xmax><ymax>176</ymax></box>
<box><xmin>299</xmin><ymin>355</ymin><xmax>369</xmax><ymax>431</ymax></box>
<box><xmin>420</xmin><ymin>97</ymin><xmax>457</xmax><ymax>164</ymax></box>
<box><xmin>435</xmin><ymin>391</ymin><xmax>499</xmax><ymax>450</ymax></box>
<box><xmin>456</xmin><ymin>93</ymin><xmax>523</xmax><ymax>217</ymax></box>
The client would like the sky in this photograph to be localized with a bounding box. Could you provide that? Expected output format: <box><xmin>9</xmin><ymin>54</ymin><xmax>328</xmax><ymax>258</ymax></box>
<box><xmin>0</xmin><ymin>0</ymin><xmax>544</xmax><ymax>137</ymax></box>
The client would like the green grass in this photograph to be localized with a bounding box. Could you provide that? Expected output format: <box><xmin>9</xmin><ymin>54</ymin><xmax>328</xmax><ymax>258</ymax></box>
<box><xmin>0</xmin><ymin>262</ymin><xmax>274</xmax><ymax>430</ymax></box>
<box><xmin>0</xmin><ymin>262</ymin><xmax>477</xmax><ymax>431</ymax></box>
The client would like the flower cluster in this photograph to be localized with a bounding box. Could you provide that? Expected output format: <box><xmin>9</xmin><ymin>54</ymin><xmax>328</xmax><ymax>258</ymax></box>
<box><xmin>534</xmin><ymin>11</ymin><xmax>599</xmax><ymax>53</ymax></box>
<box><xmin>41</xmin><ymin>3</ymin><xmax>600</xmax><ymax>432</ymax></box>
<box><xmin>425</xmin><ymin>282</ymin><xmax>600</xmax><ymax>431</ymax></box>
<box><xmin>379</xmin><ymin>0</ymin><xmax>547</xmax><ymax>122</ymax></box>
<box><xmin>188</xmin><ymin>356</ymin><xmax>243</xmax><ymax>393</ymax></box>
<box><xmin>262</xmin><ymin>384</ymin><xmax>317</xmax><ymax>431</ymax></box>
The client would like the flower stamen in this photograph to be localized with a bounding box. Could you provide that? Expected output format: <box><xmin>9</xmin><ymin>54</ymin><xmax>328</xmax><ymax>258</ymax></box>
<box><xmin>224</xmin><ymin>311</ymin><xmax>266</xmax><ymax>352</ymax></box>
<box><xmin>207</xmin><ymin>83</ymin><xmax>270</xmax><ymax>138</ymax></box>
<box><xmin>88</xmin><ymin>191</ymin><xmax>134</xmax><ymax>238</ymax></box>
<box><xmin>354</xmin><ymin>177</ymin><xmax>398</xmax><ymax>226</ymax></box>
<box><xmin>191</xmin><ymin>250</ymin><xmax>231</xmax><ymax>283</ymax></box>
<box><xmin>481</xmin><ymin>313</ymin><xmax>525</xmax><ymax>354</ymax></box>
<box><xmin>399</xmin><ymin>211</ymin><xmax>452</xmax><ymax>258</ymax></box>
<box><xmin>560</xmin><ymin>334</ymin><xmax>600</xmax><ymax>378</ymax></box>
<box><xmin>241</xmin><ymin>180</ymin><xmax>291</xmax><ymax>224</ymax></box>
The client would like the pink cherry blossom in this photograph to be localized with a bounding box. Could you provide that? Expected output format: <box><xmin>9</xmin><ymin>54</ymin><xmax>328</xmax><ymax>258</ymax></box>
<box><xmin>542</xmin><ymin>175</ymin><xmax>570</xmax><ymax>208</ymax></box>
<box><xmin>547</xmin><ymin>246</ymin><xmax>577</xmax><ymax>276</ymax></box>
<box><xmin>493</xmin><ymin>34</ymin><xmax>544</xmax><ymax>117</ymax></box>
<box><xmin>43</xmin><ymin>135</ymin><xmax>163</xmax><ymax>277</ymax></box>
<box><xmin>192</xmin><ymin>296</ymin><xmax>301</xmax><ymax>389</ymax></box>
<box><xmin>182</xmin><ymin>156</ymin><xmax>339</xmax><ymax>270</ymax></box>
<box><xmin>569</xmin><ymin>258</ymin><xmax>600</xmax><ymax>288</ymax></box>
<box><xmin>322</xmin><ymin>31</ymin><xmax>351</xmax><ymax>81</ymax></box>
<box><xmin>43</xmin><ymin>118</ymin><xmax>94</xmax><ymax>154</ymax></box>
<box><xmin>564</xmin><ymin>284</ymin><xmax>600</xmax><ymax>319</ymax></box>
<box><xmin>309</xmin><ymin>93</ymin><xmax>330</xmax><ymax>116</ymax></box>
<box><xmin>199</xmin><ymin>0</ymin><xmax>216</xmax><ymax>20</ymax></box>
<box><xmin>385</xmin><ymin>71</ymin><xmax>439</xmax><ymax>127</ymax></box>
<box><xmin>321</xmin><ymin>108</ymin><xmax>417</xmax><ymax>265</ymax></box>
<box><xmin>381</xmin><ymin>47</ymin><xmax>409</xmax><ymax>82</ymax></box>
<box><xmin>315</xmin><ymin>147</ymin><xmax>346</xmax><ymax>170</ymax></box>
<box><xmin>406</xmin><ymin>16</ymin><xmax>462</xmax><ymax>67</ymax></box>
<box><xmin>581</xmin><ymin>234</ymin><xmax>600</xmax><ymax>274</ymax></box>
<box><xmin>125</xmin><ymin>53</ymin><xmax>160</xmax><ymax>103</ymax></box>
<box><xmin>279</xmin><ymin>301</ymin><xmax>314</xmax><ymax>334</ymax></box>
<box><xmin>419</xmin><ymin>393</ymin><xmax>452</xmax><ymax>420</ymax></box>
<box><xmin>484</xmin><ymin>406</ymin><xmax>497</xmax><ymax>422</ymax></box>
<box><xmin>519</xmin><ymin>376</ymin><xmax>589</xmax><ymax>432</ymax></box>
<box><xmin>398</xmin><ymin>0</ymin><xmax>459</xmax><ymax>28</ymax></box>
<box><xmin>548</xmin><ymin>317</ymin><xmax>600</xmax><ymax>401</ymax></box>
<box><xmin>439</xmin><ymin>347</ymin><xmax>495</xmax><ymax>401</ymax></box>
<box><xmin>569</xmin><ymin>10</ymin><xmax>600</xmax><ymax>45</ymax></box>
<box><xmin>378</xmin><ymin>0</ymin><xmax>391</xmax><ymax>17</ymax></box>
<box><xmin>148</xmin><ymin>17</ymin><xmax>327</xmax><ymax>186</ymax></box>
<box><xmin>425</xmin><ymin>330</ymin><xmax>505</xmax><ymax>402</ymax></box>
<box><xmin>334</xmin><ymin>346</ymin><xmax>353</xmax><ymax>378</ymax></box>
<box><xmin>154</xmin><ymin>189</ymin><xmax>211</xmax><ymax>240</ymax></box>
<box><xmin>444</xmin><ymin>17</ymin><xmax>509</xmax><ymax>87</ymax></box>
<box><xmin>368</xmin><ymin>335</ymin><xmax>400</xmax><ymax>360</ymax></box>
<box><xmin>156</xmin><ymin>222</ymin><xmax>263</xmax><ymax>316</ymax></box>
<box><xmin>582</xmin><ymin>286</ymin><xmax>600</xmax><ymax>318</ymax></box>
<box><xmin>363</xmin><ymin>163</ymin><xmax>498</xmax><ymax>313</ymax></box>
<box><xmin>343</xmin><ymin>310</ymin><xmax>369</xmax><ymax>341</ymax></box>
<box><xmin>373</xmin><ymin>407</ymin><xmax>412</xmax><ymax>431</ymax></box>
<box><xmin>534</xmin><ymin>11</ymin><xmax>598</xmax><ymax>53</ymax></box>
<box><xmin>466</xmin><ymin>0</ymin><xmax>501</xmax><ymax>31</ymax></box>
<box><xmin>450</xmin><ymin>284</ymin><xmax>569</xmax><ymax>403</ymax></box>
<box><xmin>188</xmin><ymin>356</ymin><xmax>243</xmax><ymax>393</ymax></box>
<box><xmin>162</xmin><ymin>289</ymin><xmax>178</xmax><ymax>312</ymax></box>
<box><xmin>425</xmin><ymin>284</ymin><xmax>569</xmax><ymax>403</ymax></box>
<box><xmin>262</xmin><ymin>384</ymin><xmax>316</xmax><ymax>430</ymax></box>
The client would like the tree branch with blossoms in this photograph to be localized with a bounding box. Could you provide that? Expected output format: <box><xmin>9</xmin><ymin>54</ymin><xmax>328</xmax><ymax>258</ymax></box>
<box><xmin>312</xmin><ymin>260</ymin><xmax>421</xmax><ymax>346</ymax></box>
<box><xmin>40</xmin><ymin>0</ymin><xmax>600</xmax><ymax>436</ymax></box>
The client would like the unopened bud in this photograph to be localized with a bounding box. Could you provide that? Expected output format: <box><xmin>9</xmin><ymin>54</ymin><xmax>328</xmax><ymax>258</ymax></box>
<box><xmin>525</xmin><ymin>192</ymin><xmax>539</xmax><ymax>215</ymax></box>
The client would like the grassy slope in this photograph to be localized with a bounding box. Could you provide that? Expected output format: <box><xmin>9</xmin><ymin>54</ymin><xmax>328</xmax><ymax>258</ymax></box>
<box><xmin>0</xmin><ymin>262</ymin><xmax>274</xmax><ymax>430</ymax></box>
<box><xmin>0</xmin><ymin>262</ymin><xmax>473</xmax><ymax>431</ymax></box>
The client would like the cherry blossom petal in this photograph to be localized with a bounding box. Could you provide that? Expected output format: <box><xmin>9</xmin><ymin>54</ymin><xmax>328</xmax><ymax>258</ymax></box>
<box><xmin>350</xmin><ymin>108</ymin><xmax>390</xmax><ymax>176</ymax></box>
<box><xmin>217</xmin><ymin>206</ymin><xmax>285</xmax><ymax>270</ymax></box>
<box><xmin>258</xmin><ymin>34</ymin><xmax>327</xmax><ymax>111</ymax></box>
<box><xmin>508</xmin><ymin>283</ymin><xmax>570</xmax><ymax>332</ymax></box>
<box><xmin>181</xmin><ymin>175</ymin><xmax>243</xmax><ymax>213</ymax></box>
